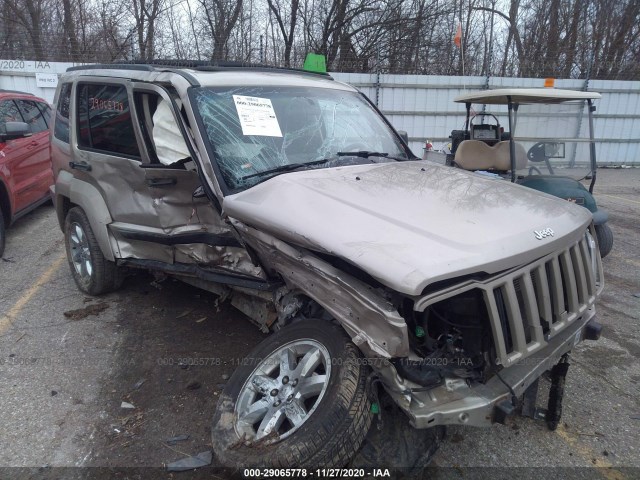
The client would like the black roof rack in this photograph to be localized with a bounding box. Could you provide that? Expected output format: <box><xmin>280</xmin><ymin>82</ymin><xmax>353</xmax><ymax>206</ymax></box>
<box><xmin>0</xmin><ymin>88</ymin><xmax>34</xmax><ymax>96</ymax></box>
<box><xmin>66</xmin><ymin>63</ymin><xmax>154</xmax><ymax>72</ymax></box>
<box><xmin>66</xmin><ymin>60</ymin><xmax>332</xmax><ymax>78</ymax></box>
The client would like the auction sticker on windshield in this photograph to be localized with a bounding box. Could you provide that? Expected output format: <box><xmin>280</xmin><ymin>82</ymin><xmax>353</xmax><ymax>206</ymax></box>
<box><xmin>233</xmin><ymin>95</ymin><xmax>282</xmax><ymax>137</ymax></box>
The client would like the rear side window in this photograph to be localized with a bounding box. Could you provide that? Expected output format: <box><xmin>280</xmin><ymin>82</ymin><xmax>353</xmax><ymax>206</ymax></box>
<box><xmin>77</xmin><ymin>84</ymin><xmax>140</xmax><ymax>158</ymax></box>
<box><xmin>0</xmin><ymin>100</ymin><xmax>23</xmax><ymax>134</ymax></box>
<box><xmin>16</xmin><ymin>99</ymin><xmax>48</xmax><ymax>133</ymax></box>
<box><xmin>55</xmin><ymin>83</ymin><xmax>71</xmax><ymax>143</ymax></box>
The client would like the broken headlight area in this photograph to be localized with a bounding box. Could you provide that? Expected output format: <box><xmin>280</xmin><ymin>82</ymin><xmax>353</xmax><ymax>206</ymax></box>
<box><xmin>394</xmin><ymin>289</ymin><xmax>496</xmax><ymax>388</ymax></box>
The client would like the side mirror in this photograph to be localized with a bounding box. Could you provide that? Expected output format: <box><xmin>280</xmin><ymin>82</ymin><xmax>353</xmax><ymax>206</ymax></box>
<box><xmin>397</xmin><ymin>130</ymin><xmax>409</xmax><ymax>144</ymax></box>
<box><xmin>1</xmin><ymin>121</ymin><xmax>32</xmax><ymax>141</ymax></box>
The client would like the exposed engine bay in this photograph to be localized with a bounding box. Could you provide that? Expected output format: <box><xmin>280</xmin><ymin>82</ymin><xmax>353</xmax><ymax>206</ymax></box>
<box><xmin>395</xmin><ymin>290</ymin><xmax>496</xmax><ymax>388</ymax></box>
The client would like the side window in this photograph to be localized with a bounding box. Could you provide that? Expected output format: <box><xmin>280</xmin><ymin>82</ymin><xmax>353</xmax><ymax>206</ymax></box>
<box><xmin>133</xmin><ymin>91</ymin><xmax>191</xmax><ymax>166</ymax></box>
<box><xmin>77</xmin><ymin>83</ymin><xmax>140</xmax><ymax>158</ymax></box>
<box><xmin>54</xmin><ymin>83</ymin><xmax>71</xmax><ymax>143</ymax></box>
<box><xmin>15</xmin><ymin>99</ymin><xmax>48</xmax><ymax>133</ymax></box>
<box><xmin>37</xmin><ymin>102</ymin><xmax>52</xmax><ymax>127</ymax></box>
<box><xmin>0</xmin><ymin>100</ymin><xmax>24</xmax><ymax>134</ymax></box>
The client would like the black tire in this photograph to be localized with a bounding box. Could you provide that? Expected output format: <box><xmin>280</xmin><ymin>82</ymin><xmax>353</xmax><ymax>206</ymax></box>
<box><xmin>212</xmin><ymin>320</ymin><xmax>373</xmax><ymax>469</ymax></box>
<box><xmin>64</xmin><ymin>207</ymin><xmax>123</xmax><ymax>295</ymax></box>
<box><xmin>350</xmin><ymin>391</ymin><xmax>445</xmax><ymax>472</ymax></box>
<box><xmin>595</xmin><ymin>223</ymin><xmax>613</xmax><ymax>259</ymax></box>
<box><xmin>0</xmin><ymin>207</ymin><xmax>5</xmax><ymax>258</ymax></box>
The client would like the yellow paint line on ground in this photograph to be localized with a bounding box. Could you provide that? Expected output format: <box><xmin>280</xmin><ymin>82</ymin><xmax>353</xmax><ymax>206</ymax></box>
<box><xmin>556</xmin><ymin>424</ymin><xmax>626</xmax><ymax>480</ymax></box>
<box><xmin>0</xmin><ymin>254</ymin><xmax>66</xmax><ymax>334</ymax></box>
<box><xmin>600</xmin><ymin>194</ymin><xmax>640</xmax><ymax>206</ymax></box>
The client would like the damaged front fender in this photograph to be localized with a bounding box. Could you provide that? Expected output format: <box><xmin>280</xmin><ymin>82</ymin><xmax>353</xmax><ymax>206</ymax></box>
<box><xmin>233</xmin><ymin>221</ymin><xmax>410</xmax><ymax>358</ymax></box>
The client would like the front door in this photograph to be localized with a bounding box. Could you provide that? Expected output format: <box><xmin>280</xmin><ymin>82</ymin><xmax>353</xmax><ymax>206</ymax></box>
<box><xmin>0</xmin><ymin>98</ymin><xmax>51</xmax><ymax>215</ymax></box>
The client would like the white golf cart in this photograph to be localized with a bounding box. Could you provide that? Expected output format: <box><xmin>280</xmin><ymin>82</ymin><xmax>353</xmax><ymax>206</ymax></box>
<box><xmin>445</xmin><ymin>88</ymin><xmax>613</xmax><ymax>258</ymax></box>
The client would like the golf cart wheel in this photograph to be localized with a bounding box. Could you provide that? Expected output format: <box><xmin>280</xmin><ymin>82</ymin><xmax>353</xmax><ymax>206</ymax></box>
<box><xmin>211</xmin><ymin>319</ymin><xmax>373</xmax><ymax>469</ymax></box>
<box><xmin>0</xmin><ymin>207</ymin><xmax>5</xmax><ymax>258</ymax></box>
<box><xmin>595</xmin><ymin>223</ymin><xmax>613</xmax><ymax>259</ymax></box>
<box><xmin>64</xmin><ymin>207</ymin><xmax>123</xmax><ymax>295</ymax></box>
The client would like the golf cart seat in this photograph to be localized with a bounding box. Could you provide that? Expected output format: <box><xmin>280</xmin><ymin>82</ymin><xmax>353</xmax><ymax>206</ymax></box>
<box><xmin>454</xmin><ymin>140</ymin><xmax>527</xmax><ymax>171</ymax></box>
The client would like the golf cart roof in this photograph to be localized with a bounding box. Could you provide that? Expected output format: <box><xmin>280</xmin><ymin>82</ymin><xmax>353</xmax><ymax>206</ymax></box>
<box><xmin>454</xmin><ymin>88</ymin><xmax>601</xmax><ymax>105</ymax></box>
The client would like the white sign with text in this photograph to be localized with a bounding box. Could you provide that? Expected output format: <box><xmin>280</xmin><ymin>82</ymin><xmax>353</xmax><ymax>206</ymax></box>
<box><xmin>35</xmin><ymin>73</ymin><xmax>58</xmax><ymax>88</ymax></box>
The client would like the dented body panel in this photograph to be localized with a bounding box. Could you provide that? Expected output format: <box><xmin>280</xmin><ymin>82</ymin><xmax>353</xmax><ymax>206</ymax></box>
<box><xmin>234</xmin><ymin>222</ymin><xmax>410</xmax><ymax>358</ymax></box>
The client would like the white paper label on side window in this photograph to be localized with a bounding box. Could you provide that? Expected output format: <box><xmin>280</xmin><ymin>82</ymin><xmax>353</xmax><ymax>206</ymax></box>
<box><xmin>233</xmin><ymin>95</ymin><xmax>282</xmax><ymax>137</ymax></box>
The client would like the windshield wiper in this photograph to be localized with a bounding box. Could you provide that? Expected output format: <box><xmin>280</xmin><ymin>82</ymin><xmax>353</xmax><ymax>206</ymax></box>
<box><xmin>241</xmin><ymin>158</ymin><xmax>332</xmax><ymax>180</ymax></box>
<box><xmin>336</xmin><ymin>151</ymin><xmax>407</xmax><ymax>161</ymax></box>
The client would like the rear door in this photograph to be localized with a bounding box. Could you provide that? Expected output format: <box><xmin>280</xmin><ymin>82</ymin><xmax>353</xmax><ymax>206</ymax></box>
<box><xmin>72</xmin><ymin>79</ymin><xmax>152</xmax><ymax>224</ymax></box>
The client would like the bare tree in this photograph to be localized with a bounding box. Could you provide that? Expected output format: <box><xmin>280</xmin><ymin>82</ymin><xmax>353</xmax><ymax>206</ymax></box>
<box><xmin>0</xmin><ymin>0</ymin><xmax>637</xmax><ymax>79</ymax></box>
<box><xmin>130</xmin><ymin>0</ymin><xmax>167</xmax><ymax>60</ymax></box>
<box><xmin>199</xmin><ymin>0</ymin><xmax>244</xmax><ymax>61</ymax></box>
<box><xmin>267</xmin><ymin>0</ymin><xmax>299</xmax><ymax>67</ymax></box>
<box><xmin>0</xmin><ymin>0</ymin><xmax>49</xmax><ymax>60</ymax></box>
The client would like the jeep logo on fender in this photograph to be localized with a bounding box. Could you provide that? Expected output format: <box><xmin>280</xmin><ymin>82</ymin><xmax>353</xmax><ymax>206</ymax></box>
<box><xmin>534</xmin><ymin>228</ymin><xmax>554</xmax><ymax>240</ymax></box>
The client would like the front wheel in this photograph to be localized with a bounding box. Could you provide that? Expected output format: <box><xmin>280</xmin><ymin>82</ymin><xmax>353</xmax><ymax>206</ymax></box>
<box><xmin>211</xmin><ymin>320</ymin><xmax>373</xmax><ymax>469</ymax></box>
<box><xmin>64</xmin><ymin>207</ymin><xmax>123</xmax><ymax>295</ymax></box>
<box><xmin>595</xmin><ymin>223</ymin><xmax>613</xmax><ymax>259</ymax></box>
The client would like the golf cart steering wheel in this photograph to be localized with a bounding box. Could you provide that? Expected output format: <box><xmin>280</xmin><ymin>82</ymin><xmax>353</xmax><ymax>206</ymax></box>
<box><xmin>527</xmin><ymin>142</ymin><xmax>559</xmax><ymax>175</ymax></box>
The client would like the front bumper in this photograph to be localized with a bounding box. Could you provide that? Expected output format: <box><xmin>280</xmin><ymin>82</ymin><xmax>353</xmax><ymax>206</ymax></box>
<box><xmin>380</xmin><ymin>308</ymin><xmax>598</xmax><ymax>428</ymax></box>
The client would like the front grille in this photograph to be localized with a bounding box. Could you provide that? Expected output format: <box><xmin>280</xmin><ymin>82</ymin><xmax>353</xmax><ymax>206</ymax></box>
<box><xmin>485</xmin><ymin>231</ymin><xmax>603</xmax><ymax>367</ymax></box>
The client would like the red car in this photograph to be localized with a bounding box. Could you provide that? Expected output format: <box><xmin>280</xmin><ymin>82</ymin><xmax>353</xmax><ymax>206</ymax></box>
<box><xmin>0</xmin><ymin>89</ymin><xmax>53</xmax><ymax>257</ymax></box>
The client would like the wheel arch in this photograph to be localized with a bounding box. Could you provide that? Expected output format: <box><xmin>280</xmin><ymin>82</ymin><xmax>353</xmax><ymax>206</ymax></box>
<box><xmin>60</xmin><ymin>176</ymin><xmax>115</xmax><ymax>262</ymax></box>
<box><xmin>0</xmin><ymin>179</ymin><xmax>11</xmax><ymax>227</ymax></box>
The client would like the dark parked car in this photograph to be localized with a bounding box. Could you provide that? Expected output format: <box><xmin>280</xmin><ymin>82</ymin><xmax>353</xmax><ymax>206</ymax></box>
<box><xmin>0</xmin><ymin>89</ymin><xmax>53</xmax><ymax>256</ymax></box>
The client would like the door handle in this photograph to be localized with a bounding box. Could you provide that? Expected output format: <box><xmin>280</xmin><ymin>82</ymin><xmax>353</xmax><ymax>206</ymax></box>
<box><xmin>69</xmin><ymin>161</ymin><xmax>92</xmax><ymax>171</ymax></box>
<box><xmin>146</xmin><ymin>177</ymin><xmax>177</xmax><ymax>187</ymax></box>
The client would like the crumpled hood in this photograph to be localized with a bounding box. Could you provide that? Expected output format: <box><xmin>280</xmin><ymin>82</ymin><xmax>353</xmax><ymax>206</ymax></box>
<box><xmin>224</xmin><ymin>161</ymin><xmax>591</xmax><ymax>295</ymax></box>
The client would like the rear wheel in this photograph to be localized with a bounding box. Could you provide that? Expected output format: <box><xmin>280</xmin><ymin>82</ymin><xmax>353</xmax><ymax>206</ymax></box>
<box><xmin>595</xmin><ymin>223</ymin><xmax>613</xmax><ymax>259</ymax></box>
<box><xmin>64</xmin><ymin>207</ymin><xmax>123</xmax><ymax>295</ymax></box>
<box><xmin>211</xmin><ymin>320</ymin><xmax>372</xmax><ymax>469</ymax></box>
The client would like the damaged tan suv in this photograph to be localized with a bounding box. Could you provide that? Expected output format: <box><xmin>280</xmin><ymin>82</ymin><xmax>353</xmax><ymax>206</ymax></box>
<box><xmin>51</xmin><ymin>63</ymin><xmax>604</xmax><ymax>469</ymax></box>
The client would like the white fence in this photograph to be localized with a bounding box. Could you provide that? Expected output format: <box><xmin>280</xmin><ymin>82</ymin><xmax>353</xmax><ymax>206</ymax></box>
<box><xmin>333</xmin><ymin>73</ymin><xmax>640</xmax><ymax>165</ymax></box>
<box><xmin>1</xmin><ymin>60</ymin><xmax>638</xmax><ymax>164</ymax></box>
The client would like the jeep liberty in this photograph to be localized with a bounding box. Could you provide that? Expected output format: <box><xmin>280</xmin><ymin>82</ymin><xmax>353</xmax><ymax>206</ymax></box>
<box><xmin>50</xmin><ymin>63</ymin><xmax>604</xmax><ymax>468</ymax></box>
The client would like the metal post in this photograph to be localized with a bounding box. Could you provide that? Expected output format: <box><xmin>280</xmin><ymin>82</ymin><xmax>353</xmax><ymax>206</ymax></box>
<box><xmin>375</xmin><ymin>45</ymin><xmax>381</xmax><ymax>106</ymax></box>
<box><xmin>260</xmin><ymin>35</ymin><xmax>264</xmax><ymax>64</ymax></box>
<box><xmin>481</xmin><ymin>0</ymin><xmax>495</xmax><ymax>115</ymax></box>
<box><xmin>488</xmin><ymin>0</ymin><xmax>495</xmax><ymax>76</ymax></box>
<box><xmin>587</xmin><ymin>99</ymin><xmax>597</xmax><ymax>193</ymax></box>
<box><xmin>570</xmin><ymin>4</ymin><xmax>595</xmax><ymax>168</ymax></box>
<box><xmin>465</xmin><ymin>103</ymin><xmax>472</xmax><ymax>132</ymax></box>
<box><xmin>507</xmin><ymin>97</ymin><xmax>517</xmax><ymax>183</ymax></box>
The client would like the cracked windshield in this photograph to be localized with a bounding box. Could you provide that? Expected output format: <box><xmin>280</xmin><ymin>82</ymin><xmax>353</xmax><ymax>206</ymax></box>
<box><xmin>193</xmin><ymin>86</ymin><xmax>407</xmax><ymax>191</ymax></box>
